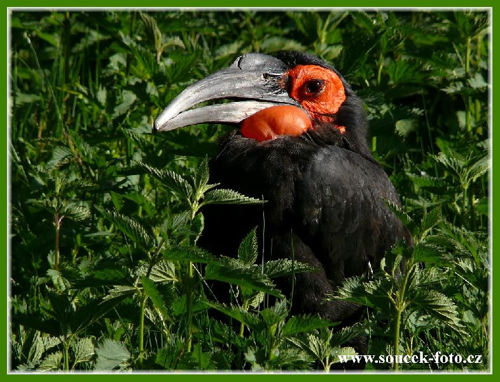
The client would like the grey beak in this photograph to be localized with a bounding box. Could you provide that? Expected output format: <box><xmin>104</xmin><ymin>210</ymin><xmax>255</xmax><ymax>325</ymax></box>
<box><xmin>153</xmin><ymin>53</ymin><xmax>299</xmax><ymax>132</ymax></box>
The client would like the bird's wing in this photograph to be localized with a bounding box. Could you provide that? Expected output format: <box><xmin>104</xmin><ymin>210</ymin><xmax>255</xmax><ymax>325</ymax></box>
<box><xmin>293</xmin><ymin>146</ymin><xmax>409</xmax><ymax>285</ymax></box>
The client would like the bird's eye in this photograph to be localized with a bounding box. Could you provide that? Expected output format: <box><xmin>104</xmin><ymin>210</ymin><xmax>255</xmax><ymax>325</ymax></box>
<box><xmin>304</xmin><ymin>79</ymin><xmax>325</xmax><ymax>96</ymax></box>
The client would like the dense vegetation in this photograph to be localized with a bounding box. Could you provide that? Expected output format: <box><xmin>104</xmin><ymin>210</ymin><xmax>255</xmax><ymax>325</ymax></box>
<box><xmin>10</xmin><ymin>10</ymin><xmax>490</xmax><ymax>372</ymax></box>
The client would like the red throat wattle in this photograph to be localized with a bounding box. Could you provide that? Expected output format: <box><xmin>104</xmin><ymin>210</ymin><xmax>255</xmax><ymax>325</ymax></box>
<box><xmin>240</xmin><ymin>105</ymin><xmax>312</xmax><ymax>142</ymax></box>
<box><xmin>240</xmin><ymin>65</ymin><xmax>347</xmax><ymax>142</ymax></box>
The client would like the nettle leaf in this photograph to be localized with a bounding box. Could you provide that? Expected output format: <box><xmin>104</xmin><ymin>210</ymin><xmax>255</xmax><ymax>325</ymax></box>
<box><xmin>94</xmin><ymin>339</ymin><xmax>131</xmax><ymax>371</ymax></box>
<box><xmin>259</xmin><ymin>300</ymin><xmax>289</xmax><ymax>327</ymax></box>
<box><xmin>149</xmin><ymin>260</ymin><xmax>177</xmax><ymax>283</ymax></box>
<box><xmin>47</xmin><ymin>269</ymin><xmax>71</xmax><ymax>291</ymax></box>
<box><xmin>202</xmin><ymin>189</ymin><xmax>263</xmax><ymax>206</ymax></box>
<box><xmin>267</xmin><ymin>347</ymin><xmax>313</xmax><ymax>370</ymax></box>
<box><xmin>205</xmin><ymin>261</ymin><xmax>283</xmax><ymax>298</ymax></box>
<box><xmin>384</xmin><ymin>200</ymin><xmax>415</xmax><ymax>232</ymax></box>
<box><xmin>407</xmin><ymin>172</ymin><xmax>445</xmax><ymax>189</ymax></box>
<box><xmin>330</xmin><ymin>347</ymin><xmax>357</xmax><ymax>365</ymax></box>
<box><xmin>264</xmin><ymin>259</ymin><xmax>318</xmax><ymax>279</ymax></box>
<box><xmin>112</xmin><ymin>89</ymin><xmax>137</xmax><ymax>118</ymax></box>
<box><xmin>96</xmin><ymin>206</ymin><xmax>154</xmax><ymax>250</ymax></box>
<box><xmin>333</xmin><ymin>276</ymin><xmax>392</xmax><ymax>310</ymax></box>
<box><xmin>139</xmin><ymin>162</ymin><xmax>193</xmax><ymax>201</ymax></box>
<box><xmin>46</xmin><ymin>146</ymin><xmax>74</xmax><ymax>170</ymax></box>
<box><xmin>411</xmin><ymin>290</ymin><xmax>464</xmax><ymax>333</ymax></box>
<box><xmin>413</xmin><ymin>242</ymin><xmax>447</xmax><ymax>265</ymax></box>
<box><xmin>206</xmin><ymin>302</ymin><xmax>262</xmax><ymax>332</ymax></box>
<box><xmin>72</xmin><ymin>338</ymin><xmax>95</xmax><ymax>366</ymax></box>
<box><xmin>45</xmin><ymin>291</ymin><xmax>72</xmax><ymax>326</ymax></box>
<box><xmin>395</xmin><ymin>119</ymin><xmax>418</xmax><ymax>137</ymax></box>
<box><xmin>103</xmin><ymin>286</ymin><xmax>137</xmax><ymax>304</ymax></box>
<box><xmin>421</xmin><ymin>206</ymin><xmax>442</xmax><ymax>237</ymax></box>
<box><xmin>61</xmin><ymin>202</ymin><xmax>92</xmax><ymax>223</ymax></box>
<box><xmin>38</xmin><ymin>351</ymin><xmax>63</xmax><ymax>371</ymax></box>
<box><xmin>193</xmin><ymin>158</ymin><xmax>214</xmax><ymax>199</ymax></box>
<box><xmin>467</xmin><ymin>154</ymin><xmax>490</xmax><ymax>184</ymax></box>
<box><xmin>287</xmin><ymin>333</ymin><xmax>325</xmax><ymax>363</ymax></box>
<box><xmin>141</xmin><ymin>276</ymin><xmax>171</xmax><ymax>322</ymax></box>
<box><xmin>329</xmin><ymin>322</ymin><xmax>366</xmax><ymax>348</ymax></box>
<box><xmin>69</xmin><ymin>297</ymin><xmax>129</xmax><ymax>335</ymax></box>
<box><xmin>238</xmin><ymin>227</ymin><xmax>259</xmax><ymax>265</ymax></box>
<box><xmin>282</xmin><ymin>315</ymin><xmax>333</xmax><ymax>336</ymax></box>
<box><xmin>164</xmin><ymin>245</ymin><xmax>217</xmax><ymax>264</ymax></box>
<box><xmin>468</xmin><ymin>72</ymin><xmax>488</xmax><ymax>90</ymax></box>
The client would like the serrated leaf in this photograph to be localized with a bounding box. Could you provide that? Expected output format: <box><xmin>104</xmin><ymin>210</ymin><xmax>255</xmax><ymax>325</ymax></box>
<box><xmin>259</xmin><ymin>300</ymin><xmax>289</xmax><ymax>327</ymax></box>
<box><xmin>421</xmin><ymin>206</ymin><xmax>442</xmax><ymax>234</ymax></box>
<box><xmin>38</xmin><ymin>351</ymin><xmax>63</xmax><ymax>371</ymax></box>
<box><xmin>395</xmin><ymin>119</ymin><xmax>418</xmax><ymax>137</ymax></box>
<box><xmin>384</xmin><ymin>200</ymin><xmax>414</xmax><ymax>231</ymax></box>
<box><xmin>407</xmin><ymin>173</ymin><xmax>444</xmax><ymax>189</ymax></box>
<box><xmin>69</xmin><ymin>297</ymin><xmax>129</xmax><ymax>335</ymax></box>
<box><xmin>468</xmin><ymin>72</ymin><xmax>488</xmax><ymax>89</ymax></box>
<box><xmin>330</xmin><ymin>346</ymin><xmax>357</xmax><ymax>364</ymax></box>
<box><xmin>333</xmin><ymin>276</ymin><xmax>392</xmax><ymax>310</ymax></box>
<box><xmin>238</xmin><ymin>227</ymin><xmax>259</xmax><ymax>265</ymax></box>
<box><xmin>413</xmin><ymin>242</ymin><xmax>447</xmax><ymax>265</ymax></box>
<box><xmin>47</xmin><ymin>269</ymin><xmax>71</xmax><ymax>292</ymax></box>
<box><xmin>46</xmin><ymin>146</ymin><xmax>73</xmax><ymax>170</ymax></box>
<box><xmin>139</xmin><ymin>162</ymin><xmax>193</xmax><ymax>201</ymax></box>
<box><xmin>412</xmin><ymin>290</ymin><xmax>464</xmax><ymax>333</ymax></box>
<box><xmin>149</xmin><ymin>260</ymin><xmax>177</xmax><ymax>283</ymax></box>
<box><xmin>61</xmin><ymin>202</ymin><xmax>92</xmax><ymax>222</ymax></box>
<box><xmin>45</xmin><ymin>291</ymin><xmax>71</xmax><ymax>327</ymax></box>
<box><xmin>96</xmin><ymin>206</ymin><xmax>154</xmax><ymax>250</ymax></box>
<box><xmin>467</xmin><ymin>154</ymin><xmax>490</xmax><ymax>184</ymax></box>
<box><xmin>205</xmin><ymin>261</ymin><xmax>283</xmax><ymax>298</ymax></box>
<box><xmin>103</xmin><ymin>285</ymin><xmax>137</xmax><ymax>302</ymax></box>
<box><xmin>282</xmin><ymin>315</ymin><xmax>333</xmax><ymax>336</ymax></box>
<box><xmin>112</xmin><ymin>89</ymin><xmax>136</xmax><ymax>118</ymax></box>
<box><xmin>205</xmin><ymin>302</ymin><xmax>262</xmax><ymax>332</ymax></box>
<box><xmin>329</xmin><ymin>323</ymin><xmax>366</xmax><ymax>348</ymax></box>
<box><xmin>202</xmin><ymin>188</ymin><xmax>263</xmax><ymax>206</ymax></box>
<box><xmin>94</xmin><ymin>339</ymin><xmax>131</xmax><ymax>371</ymax></box>
<box><xmin>141</xmin><ymin>276</ymin><xmax>171</xmax><ymax>322</ymax></box>
<box><xmin>264</xmin><ymin>259</ymin><xmax>318</xmax><ymax>279</ymax></box>
<box><xmin>72</xmin><ymin>338</ymin><xmax>95</xmax><ymax>366</ymax></box>
<box><xmin>164</xmin><ymin>245</ymin><xmax>217</xmax><ymax>264</ymax></box>
<box><xmin>193</xmin><ymin>158</ymin><xmax>211</xmax><ymax>199</ymax></box>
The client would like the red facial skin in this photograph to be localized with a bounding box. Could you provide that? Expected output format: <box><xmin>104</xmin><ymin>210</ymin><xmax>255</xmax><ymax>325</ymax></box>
<box><xmin>241</xmin><ymin>65</ymin><xmax>347</xmax><ymax>141</ymax></box>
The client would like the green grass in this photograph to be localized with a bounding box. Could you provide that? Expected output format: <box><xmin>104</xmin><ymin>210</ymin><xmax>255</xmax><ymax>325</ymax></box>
<box><xmin>9</xmin><ymin>10</ymin><xmax>489</xmax><ymax>372</ymax></box>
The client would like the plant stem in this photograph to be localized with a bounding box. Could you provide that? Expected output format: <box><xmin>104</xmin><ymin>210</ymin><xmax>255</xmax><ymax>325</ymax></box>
<box><xmin>377</xmin><ymin>53</ymin><xmax>384</xmax><ymax>85</ymax></box>
<box><xmin>465</xmin><ymin>37</ymin><xmax>473</xmax><ymax>135</ymax></box>
<box><xmin>185</xmin><ymin>261</ymin><xmax>194</xmax><ymax>353</ymax></box>
<box><xmin>138</xmin><ymin>293</ymin><xmax>147</xmax><ymax>367</ymax></box>
<box><xmin>54</xmin><ymin>213</ymin><xmax>62</xmax><ymax>271</ymax></box>
<box><xmin>63</xmin><ymin>338</ymin><xmax>70</xmax><ymax>371</ymax></box>
<box><xmin>393</xmin><ymin>307</ymin><xmax>402</xmax><ymax>372</ymax></box>
<box><xmin>393</xmin><ymin>262</ymin><xmax>414</xmax><ymax>371</ymax></box>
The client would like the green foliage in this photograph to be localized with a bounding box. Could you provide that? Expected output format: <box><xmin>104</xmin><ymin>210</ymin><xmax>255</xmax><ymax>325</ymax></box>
<box><xmin>10</xmin><ymin>10</ymin><xmax>489</xmax><ymax>372</ymax></box>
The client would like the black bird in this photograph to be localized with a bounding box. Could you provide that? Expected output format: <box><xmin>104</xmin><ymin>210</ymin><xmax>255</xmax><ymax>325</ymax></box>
<box><xmin>154</xmin><ymin>51</ymin><xmax>410</xmax><ymax>355</ymax></box>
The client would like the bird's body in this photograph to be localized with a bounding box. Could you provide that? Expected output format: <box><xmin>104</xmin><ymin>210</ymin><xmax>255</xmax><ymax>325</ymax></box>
<box><xmin>154</xmin><ymin>51</ymin><xmax>410</xmax><ymax>360</ymax></box>
<box><xmin>201</xmin><ymin>125</ymin><xmax>409</xmax><ymax>323</ymax></box>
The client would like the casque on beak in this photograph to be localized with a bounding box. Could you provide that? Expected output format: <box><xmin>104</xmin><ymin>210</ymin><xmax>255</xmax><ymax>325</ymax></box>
<box><xmin>153</xmin><ymin>53</ymin><xmax>301</xmax><ymax>133</ymax></box>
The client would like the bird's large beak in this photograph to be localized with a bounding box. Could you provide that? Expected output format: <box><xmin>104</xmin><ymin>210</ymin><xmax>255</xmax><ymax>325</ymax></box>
<box><xmin>153</xmin><ymin>53</ymin><xmax>299</xmax><ymax>132</ymax></box>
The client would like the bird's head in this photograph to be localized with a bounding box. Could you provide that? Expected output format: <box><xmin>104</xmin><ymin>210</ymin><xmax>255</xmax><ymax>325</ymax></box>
<box><xmin>154</xmin><ymin>51</ymin><xmax>370</xmax><ymax>157</ymax></box>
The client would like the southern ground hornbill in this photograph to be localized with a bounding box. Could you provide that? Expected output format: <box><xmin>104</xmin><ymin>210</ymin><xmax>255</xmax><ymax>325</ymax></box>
<box><xmin>153</xmin><ymin>51</ymin><xmax>411</xmax><ymax>358</ymax></box>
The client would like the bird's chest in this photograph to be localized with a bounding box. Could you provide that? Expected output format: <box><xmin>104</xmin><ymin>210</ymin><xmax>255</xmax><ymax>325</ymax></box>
<box><xmin>209</xmin><ymin>135</ymin><xmax>314</xmax><ymax>229</ymax></box>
